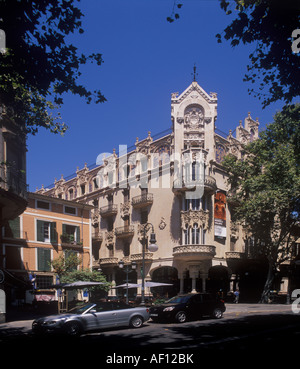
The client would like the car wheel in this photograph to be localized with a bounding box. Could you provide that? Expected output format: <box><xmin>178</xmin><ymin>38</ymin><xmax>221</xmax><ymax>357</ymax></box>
<box><xmin>175</xmin><ymin>311</ymin><xmax>187</xmax><ymax>323</ymax></box>
<box><xmin>212</xmin><ymin>308</ymin><xmax>223</xmax><ymax>319</ymax></box>
<box><xmin>64</xmin><ymin>321</ymin><xmax>81</xmax><ymax>336</ymax></box>
<box><xmin>130</xmin><ymin>316</ymin><xmax>143</xmax><ymax>328</ymax></box>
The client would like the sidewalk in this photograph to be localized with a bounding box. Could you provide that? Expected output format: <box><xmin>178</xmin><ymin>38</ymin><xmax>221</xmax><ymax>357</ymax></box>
<box><xmin>225</xmin><ymin>303</ymin><xmax>292</xmax><ymax>314</ymax></box>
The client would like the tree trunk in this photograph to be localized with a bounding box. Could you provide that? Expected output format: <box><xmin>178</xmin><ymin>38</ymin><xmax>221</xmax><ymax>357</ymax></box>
<box><xmin>259</xmin><ymin>259</ymin><xmax>275</xmax><ymax>303</ymax></box>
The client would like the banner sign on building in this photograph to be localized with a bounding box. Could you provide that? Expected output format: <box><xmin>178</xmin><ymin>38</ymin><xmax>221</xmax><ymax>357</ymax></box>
<box><xmin>214</xmin><ymin>192</ymin><xmax>226</xmax><ymax>238</ymax></box>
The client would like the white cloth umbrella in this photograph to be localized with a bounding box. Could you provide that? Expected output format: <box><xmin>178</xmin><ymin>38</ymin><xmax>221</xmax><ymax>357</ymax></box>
<box><xmin>144</xmin><ymin>281</ymin><xmax>173</xmax><ymax>287</ymax></box>
<box><xmin>63</xmin><ymin>281</ymin><xmax>105</xmax><ymax>289</ymax></box>
<box><xmin>113</xmin><ymin>283</ymin><xmax>141</xmax><ymax>289</ymax></box>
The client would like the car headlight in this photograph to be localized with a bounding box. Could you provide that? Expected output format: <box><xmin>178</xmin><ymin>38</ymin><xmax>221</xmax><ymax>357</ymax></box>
<box><xmin>163</xmin><ymin>306</ymin><xmax>175</xmax><ymax>312</ymax></box>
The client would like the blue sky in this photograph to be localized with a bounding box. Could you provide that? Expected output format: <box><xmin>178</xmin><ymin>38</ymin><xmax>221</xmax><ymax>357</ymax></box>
<box><xmin>27</xmin><ymin>0</ymin><xmax>286</xmax><ymax>192</ymax></box>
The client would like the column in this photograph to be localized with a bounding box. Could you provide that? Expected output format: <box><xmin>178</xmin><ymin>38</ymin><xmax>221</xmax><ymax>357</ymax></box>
<box><xmin>191</xmin><ymin>276</ymin><xmax>197</xmax><ymax>293</ymax></box>
<box><xmin>136</xmin><ymin>267</ymin><xmax>142</xmax><ymax>297</ymax></box>
<box><xmin>108</xmin><ymin>269</ymin><xmax>116</xmax><ymax>297</ymax></box>
<box><xmin>202</xmin><ymin>273</ymin><xmax>208</xmax><ymax>292</ymax></box>
<box><xmin>178</xmin><ymin>271</ymin><xmax>184</xmax><ymax>294</ymax></box>
<box><xmin>230</xmin><ymin>274</ymin><xmax>236</xmax><ymax>292</ymax></box>
<box><xmin>189</xmin><ymin>265</ymin><xmax>200</xmax><ymax>294</ymax></box>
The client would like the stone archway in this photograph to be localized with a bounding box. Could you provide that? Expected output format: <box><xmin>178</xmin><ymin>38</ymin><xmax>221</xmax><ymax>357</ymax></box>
<box><xmin>151</xmin><ymin>266</ymin><xmax>179</xmax><ymax>298</ymax></box>
<box><xmin>207</xmin><ymin>265</ymin><xmax>231</xmax><ymax>297</ymax></box>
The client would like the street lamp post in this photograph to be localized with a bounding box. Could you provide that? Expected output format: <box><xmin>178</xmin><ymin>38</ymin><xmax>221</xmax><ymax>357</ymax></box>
<box><xmin>140</xmin><ymin>223</ymin><xmax>158</xmax><ymax>305</ymax></box>
<box><xmin>118</xmin><ymin>260</ymin><xmax>137</xmax><ymax>304</ymax></box>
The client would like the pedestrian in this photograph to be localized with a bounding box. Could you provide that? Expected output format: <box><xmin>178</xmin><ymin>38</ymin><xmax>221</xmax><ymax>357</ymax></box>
<box><xmin>29</xmin><ymin>271</ymin><xmax>36</xmax><ymax>290</ymax></box>
<box><xmin>234</xmin><ymin>289</ymin><xmax>240</xmax><ymax>303</ymax></box>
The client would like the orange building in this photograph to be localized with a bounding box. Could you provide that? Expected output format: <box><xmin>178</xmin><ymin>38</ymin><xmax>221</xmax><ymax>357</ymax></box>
<box><xmin>1</xmin><ymin>192</ymin><xmax>94</xmax><ymax>306</ymax></box>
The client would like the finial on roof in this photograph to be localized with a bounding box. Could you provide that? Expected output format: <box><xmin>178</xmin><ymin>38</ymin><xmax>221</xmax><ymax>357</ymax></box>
<box><xmin>192</xmin><ymin>63</ymin><xmax>198</xmax><ymax>82</ymax></box>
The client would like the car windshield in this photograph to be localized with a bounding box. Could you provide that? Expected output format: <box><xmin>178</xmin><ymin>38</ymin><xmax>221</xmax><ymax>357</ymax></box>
<box><xmin>66</xmin><ymin>303</ymin><xmax>95</xmax><ymax>315</ymax></box>
<box><xmin>165</xmin><ymin>295</ymin><xmax>190</xmax><ymax>304</ymax></box>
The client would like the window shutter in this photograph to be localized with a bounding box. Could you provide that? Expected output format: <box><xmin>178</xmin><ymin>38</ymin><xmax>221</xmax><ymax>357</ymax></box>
<box><xmin>37</xmin><ymin>248</ymin><xmax>43</xmax><ymax>270</ymax></box>
<box><xmin>38</xmin><ymin>248</ymin><xmax>51</xmax><ymax>271</ymax></box>
<box><xmin>50</xmin><ymin>222</ymin><xmax>57</xmax><ymax>243</ymax></box>
<box><xmin>37</xmin><ymin>220</ymin><xmax>44</xmax><ymax>242</ymax></box>
<box><xmin>76</xmin><ymin>226</ymin><xmax>80</xmax><ymax>243</ymax></box>
<box><xmin>6</xmin><ymin>217</ymin><xmax>20</xmax><ymax>238</ymax></box>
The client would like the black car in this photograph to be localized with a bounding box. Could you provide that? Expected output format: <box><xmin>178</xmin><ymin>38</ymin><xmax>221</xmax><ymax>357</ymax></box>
<box><xmin>149</xmin><ymin>293</ymin><xmax>225</xmax><ymax>323</ymax></box>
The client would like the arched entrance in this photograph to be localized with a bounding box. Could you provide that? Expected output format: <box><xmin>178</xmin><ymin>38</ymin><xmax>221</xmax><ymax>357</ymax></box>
<box><xmin>207</xmin><ymin>265</ymin><xmax>230</xmax><ymax>297</ymax></box>
<box><xmin>151</xmin><ymin>267</ymin><xmax>179</xmax><ymax>298</ymax></box>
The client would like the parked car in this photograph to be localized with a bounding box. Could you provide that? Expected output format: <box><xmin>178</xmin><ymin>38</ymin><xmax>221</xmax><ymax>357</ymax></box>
<box><xmin>149</xmin><ymin>293</ymin><xmax>225</xmax><ymax>323</ymax></box>
<box><xmin>32</xmin><ymin>301</ymin><xmax>150</xmax><ymax>336</ymax></box>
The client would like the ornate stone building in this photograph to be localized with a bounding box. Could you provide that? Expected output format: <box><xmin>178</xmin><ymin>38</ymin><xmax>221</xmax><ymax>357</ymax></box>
<box><xmin>38</xmin><ymin>81</ymin><xmax>261</xmax><ymax>300</ymax></box>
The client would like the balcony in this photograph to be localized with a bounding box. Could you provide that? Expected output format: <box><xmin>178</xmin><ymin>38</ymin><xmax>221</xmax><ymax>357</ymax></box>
<box><xmin>100</xmin><ymin>204</ymin><xmax>118</xmax><ymax>217</ymax></box>
<box><xmin>60</xmin><ymin>234</ymin><xmax>83</xmax><ymax>248</ymax></box>
<box><xmin>173</xmin><ymin>245</ymin><xmax>216</xmax><ymax>261</ymax></box>
<box><xmin>0</xmin><ymin>166</ymin><xmax>28</xmax><ymax>221</ymax></box>
<box><xmin>204</xmin><ymin>175</ymin><xmax>217</xmax><ymax>193</ymax></box>
<box><xmin>92</xmin><ymin>230</ymin><xmax>103</xmax><ymax>243</ymax></box>
<box><xmin>172</xmin><ymin>175</ymin><xmax>217</xmax><ymax>195</ymax></box>
<box><xmin>225</xmin><ymin>251</ymin><xmax>245</xmax><ymax>271</ymax></box>
<box><xmin>225</xmin><ymin>252</ymin><xmax>244</xmax><ymax>260</ymax></box>
<box><xmin>131</xmin><ymin>193</ymin><xmax>153</xmax><ymax>208</ymax></box>
<box><xmin>130</xmin><ymin>252</ymin><xmax>153</xmax><ymax>262</ymax></box>
<box><xmin>115</xmin><ymin>225</ymin><xmax>135</xmax><ymax>239</ymax></box>
<box><xmin>99</xmin><ymin>257</ymin><xmax>118</xmax><ymax>266</ymax></box>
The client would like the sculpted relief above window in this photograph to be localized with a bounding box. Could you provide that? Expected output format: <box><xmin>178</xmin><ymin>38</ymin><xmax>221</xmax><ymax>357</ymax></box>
<box><xmin>183</xmin><ymin>105</ymin><xmax>205</xmax><ymax>147</ymax></box>
<box><xmin>184</xmin><ymin>105</ymin><xmax>204</xmax><ymax>130</ymax></box>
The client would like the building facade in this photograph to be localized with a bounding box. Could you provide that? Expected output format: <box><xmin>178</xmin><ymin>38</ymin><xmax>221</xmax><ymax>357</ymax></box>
<box><xmin>1</xmin><ymin>192</ymin><xmax>93</xmax><ymax>306</ymax></box>
<box><xmin>0</xmin><ymin>106</ymin><xmax>28</xmax><ymax>321</ymax></box>
<box><xmin>38</xmin><ymin>81</ymin><xmax>262</xmax><ymax>300</ymax></box>
<box><xmin>0</xmin><ymin>107</ymin><xmax>27</xmax><ymax>226</ymax></box>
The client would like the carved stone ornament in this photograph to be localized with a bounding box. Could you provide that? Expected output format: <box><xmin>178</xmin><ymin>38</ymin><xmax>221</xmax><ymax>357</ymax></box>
<box><xmin>159</xmin><ymin>217</ymin><xmax>167</xmax><ymax>230</ymax></box>
<box><xmin>77</xmin><ymin>173</ymin><xmax>87</xmax><ymax>185</ymax></box>
<box><xmin>230</xmin><ymin>223</ymin><xmax>239</xmax><ymax>239</ymax></box>
<box><xmin>181</xmin><ymin>209</ymin><xmax>209</xmax><ymax>230</ymax></box>
<box><xmin>105</xmin><ymin>231</ymin><xmax>115</xmax><ymax>246</ymax></box>
<box><xmin>137</xmin><ymin>223</ymin><xmax>151</xmax><ymax>241</ymax></box>
<box><xmin>184</xmin><ymin>106</ymin><xmax>204</xmax><ymax>129</ymax></box>
<box><xmin>91</xmin><ymin>210</ymin><xmax>100</xmax><ymax>226</ymax></box>
<box><xmin>120</xmin><ymin>202</ymin><xmax>130</xmax><ymax>218</ymax></box>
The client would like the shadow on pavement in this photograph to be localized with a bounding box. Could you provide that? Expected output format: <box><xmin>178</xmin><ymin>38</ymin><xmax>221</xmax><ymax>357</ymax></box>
<box><xmin>1</xmin><ymin>313</ymin><xmax>300</xmax><ymax>364</ymax></box>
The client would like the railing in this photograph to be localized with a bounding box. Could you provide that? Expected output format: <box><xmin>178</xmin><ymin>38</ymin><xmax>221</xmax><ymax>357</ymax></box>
<box><xmin>60</xmin><ymin>234</ymin><xmax>83</xmax><ymax>247</ymax></box>
<box><xmin>173</xmin><ymin>245</ymin><xmax>216</xmax><ymax>258</ymax></box>
<box><xmin>92</xmin><ymin>230</ymin><xmax>103</xmax><ymax>242</ymax></box>
<box><xmin>115</xmin><ymin>225</ymin><xmax>134</xmax><ymax>238</ymax></box>
<box><xmin>225</xmin><ymin>252</ymin><xmax>244</xmax><ymax>259</ymax></box>
<box><xmin>173</xmin><ymin>176</ymin><xmax>217</xmax><ymax>193</ymax></box>
<box><xmin>3</xmin><ymin>229</ymin><xmax>28</xmax><ymax>240</ymax></box>
<box><xmin>100</xmin><ymin>204</ymin><xmax>118</xmax><ymax>217</ymax></box>
<box><xmin>131</xmin><ymin>193</ymin><xmax>153</xmax><ymax>208</ymax></box>
<box><xmin>99</xmin><ymin>257</ymin><xmax>118</xmax><ymax>265</ymax></box>
<box><xmin>130</xmin><ymin>252</ymin><xmax>153</xmax><ymax>261</ymax></box>
<box><xmin>0</xmin><ymin>166</ymin><xmax>28</xmax><ymax>200</ymax></box>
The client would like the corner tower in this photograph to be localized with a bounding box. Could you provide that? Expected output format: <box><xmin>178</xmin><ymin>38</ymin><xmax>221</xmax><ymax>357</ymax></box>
<box><xmin>171</xmin><ymin>81</ymin><xmax>218</xmax><ymax>160</ymax></box>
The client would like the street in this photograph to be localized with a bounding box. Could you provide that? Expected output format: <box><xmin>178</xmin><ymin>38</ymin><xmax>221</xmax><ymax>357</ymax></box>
<box><xmin>1</xmin><ymin>304</ymin><xmax>300</xmax><ymax>366</ymax></box>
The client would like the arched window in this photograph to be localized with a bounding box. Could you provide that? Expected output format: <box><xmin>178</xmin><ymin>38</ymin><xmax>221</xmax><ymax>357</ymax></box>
<box><xmin>191</xmin><ymin>223</ymin><xmax>200</xmax><ymax>244</ymax></box>
<box><xmin>153</xmin><ymin>145</ymin><xmax>170</xmax><ymax>168</ymax></box>
<box><xmin>216</xmin><ymin>144</ymin><xmax>226</xmax><ymax>163</ymax></box>
<box><xmin>184</xmin><ymin>224</ymin><xmax>190</xmax><ymax>245</ymax></box>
